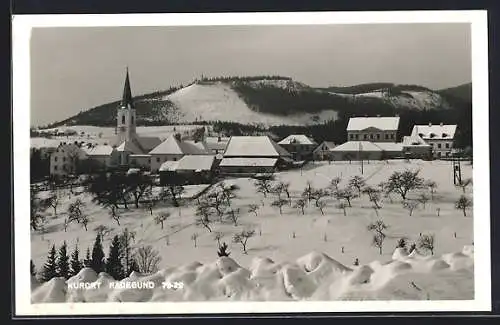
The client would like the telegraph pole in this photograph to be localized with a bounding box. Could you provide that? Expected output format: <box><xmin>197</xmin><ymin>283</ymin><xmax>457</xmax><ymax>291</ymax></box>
<box><xmin>359</xmin><ymin>142</ymin><xmax>364</xmax><ymax>175</ymax></box>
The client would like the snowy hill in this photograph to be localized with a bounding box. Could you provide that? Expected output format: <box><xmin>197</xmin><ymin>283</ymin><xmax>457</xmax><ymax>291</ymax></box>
<box><xmin>31</xmin><ymin>246</ymin><xmax>473</xmax><ymax>302</ymax></box>
<box><xmin>46</xmin><ymin>77</ymin><xmax>466</xmax><ymax>129</ymax></box>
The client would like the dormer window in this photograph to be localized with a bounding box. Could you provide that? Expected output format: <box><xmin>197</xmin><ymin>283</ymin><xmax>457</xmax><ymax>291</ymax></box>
<box><xmin>442</xmin><ymin>133</ymin><xmax>448</xmax><ymax>138</ymax></box>
<box><xmin>418</xmin><ymin>133</ymin><xmax>424</xmax><ymax>138</ymax></box>
<box><xmin>429</xmin><ymin>133</ymin><xmax>436</xmax><ymax>138</ymax></box>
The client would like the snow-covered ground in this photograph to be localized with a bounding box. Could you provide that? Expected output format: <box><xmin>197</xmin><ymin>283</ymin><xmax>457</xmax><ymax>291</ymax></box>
<box><xmin>163</xmin><ymin>82</ymin><xmax>338</xmax><ymax>126</ymax></box>
<box><xmin>31</xmin><ymin>159</ymin><xmax>474</xmax><ymax>301</ymax></box>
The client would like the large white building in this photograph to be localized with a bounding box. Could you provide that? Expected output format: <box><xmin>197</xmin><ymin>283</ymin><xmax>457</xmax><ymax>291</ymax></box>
<box><xmin>347</xmin><ymin>116</ymin><xmax>400</xmax><ymax>142</ymax></box>
<box><xmin>49</xmin><ymin>142</ymin><xmax>88</xmax><ymax>177</ymax></box>
<box><xmin>411</xmin><ymin>123</ymin><xmax>457</xmax><ymax>158</ymax></box>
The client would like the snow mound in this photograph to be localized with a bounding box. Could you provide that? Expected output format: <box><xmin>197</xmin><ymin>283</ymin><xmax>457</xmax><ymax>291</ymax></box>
<box><xmin>31</xmin><ymin>247</ymin><xmax>474</xmax><ymax>302</ymax></box>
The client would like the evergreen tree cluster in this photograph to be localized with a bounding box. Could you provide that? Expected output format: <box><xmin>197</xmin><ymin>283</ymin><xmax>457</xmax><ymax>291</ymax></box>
<box><xmin>38</xmin><ymin>228</ymin><xmax>145</xmax><ymax>282</ymax></box>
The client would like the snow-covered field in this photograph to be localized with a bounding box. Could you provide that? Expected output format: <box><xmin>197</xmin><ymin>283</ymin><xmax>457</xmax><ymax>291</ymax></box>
<box><xmin>164</xmin><ymin>82</ymin><xmax>338</xmax><ymax>125</ymax></box>
<box><xmin>31</xmin><ymin>159</ymin><xmax>474</xmax><ymax>301</ymax></box>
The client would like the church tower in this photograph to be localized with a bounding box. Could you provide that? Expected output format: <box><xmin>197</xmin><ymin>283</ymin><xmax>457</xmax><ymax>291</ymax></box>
<box><xmin>116</xmin><ymin>68</ymin><xmax>137</xmax><ymax>142</ymax></box>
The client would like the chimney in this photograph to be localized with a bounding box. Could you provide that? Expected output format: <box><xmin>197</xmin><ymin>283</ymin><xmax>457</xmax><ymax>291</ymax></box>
<box><xmin>376</xmin><ymin>114</ymin><xmax>381</xmax><ymax>117</ymax></box>
<box><xmin>440</xmin><ymin>122</ymin><xmax>443</xmax><ymax>127</ymax></box>
<box><xmin>428</xmin><ymin>122</ymin><xmax>432</xmax><ymax>127</ymax></box>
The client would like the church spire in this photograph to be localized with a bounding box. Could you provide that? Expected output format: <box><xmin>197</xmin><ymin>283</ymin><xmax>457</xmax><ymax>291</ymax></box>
<box><xmin>121</xmin><ymin>67</ymin><xmax>134</xmax><ymax>109</ymax></box>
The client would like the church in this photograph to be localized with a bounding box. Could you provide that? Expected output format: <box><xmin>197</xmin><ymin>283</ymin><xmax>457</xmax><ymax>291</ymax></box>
<box><xmin>112</xmin><ymin>68</ymin><xmax>162</xmax><ymax>166</ymax></box>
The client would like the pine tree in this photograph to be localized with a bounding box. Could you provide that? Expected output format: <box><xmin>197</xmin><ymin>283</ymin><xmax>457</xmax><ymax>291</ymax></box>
<box><xmin>69</xmin><ymin>245</ymin><xmax>83</xmax><ymax>276</ymax></box>
<box><xmin>56</xmin><ymin>241</ymin><xmax>70</xmax><ymax>279</ymax></box>
<box><xmin>40</xmin><ymin>244</ymin><xmax>58</xmax><ymax>282</ymax></box>
<box><xmin>106</xmin><ymin>235</ymin><xmax>124</xmax><ymax>280</ymax></box>
<box><xmin>83</xmin><ymin>247</ymin><xmax>92</xmax><ymax>267</ymax></box>
<box><xmin>90</xmin><ymin>234</ymin><xmax>105</xmax><ymax>274</ymax></box>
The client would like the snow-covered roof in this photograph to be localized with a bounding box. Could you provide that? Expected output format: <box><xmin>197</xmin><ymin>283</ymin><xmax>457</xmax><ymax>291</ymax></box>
<box><xmin>135</xmin><ymin>136</ymin><xmax>162</xmax><ymax>151</ymax></box>
<box><xmin>149</xmin><ymin>135</ymin><xmax>209</xmax><ymax>155</ymax></box>
<box><xmin>54</xmin><ymin>143</ymin><xmax>88</xmax><ymax>158</ymax></box>
<box><xmin>411</xmin><ymin>124</ymin><xmax>457</xmax><ymax>140</ymax></box>
<box><xmin>85</xmin><ymin>145</ymin><xmax>115</xmax><ymax>156</ymax></box>
<box><xmin>347</xmin><ymin>117</ymin><xmax>400</xmax><ymax>131</ymax></box>
<box><xmin>129</xmin><ymin>154</ymin><xmax>152</xmax><ymax>158</ymax></box>
<box><xmin>175</xmin><ymin>155</ymin><xmax>215</xmax><ymax>171</ymax></box>
<box><xmin>223</xmin><ymin>136</ymin><xmax>291</xmax><ymax>157</ymax></box>
<box><xmin>278</xmin><ymin>134</ymin><xmax>317</xmax><ymax>146</ymax></box>
<box><xmin>159</xmin><ymin>160</ymin><xmax>180</xmax><ymax>172</ymax></box>
<box><xmin>331</xmin><ymin>141</ymin><xmax>382</xmax><ymax>152</ymax></box>
<box><xmin>127</xmin><ymin>168</ymin><xmax>141</xmax><ymax>175</ymax></box>
<box><xmin>204</xmin><ymin>137</ymin><xmax>229</xmax><ymax>151</ymax></box>
<box><xmin>30</xmin><ymin>138</ymin><xmax>61</xmax><ymax>149</ymax></box>
<box><xmin>313</xmin><ymin>141</ymin><xmax>337</xmax><ymax>153</ymax></box>
<box><xmin>402</xmin><ymin>135</ymin><xmax>431</xmax><ymax>147</ymax></box>
<box><xmin>115</xmin><ymin>140</ymin><xmax>143</xmax><ymax>154</ymax></box>
<box><xmin>219</xmin><ymin>157</ymin><xmax>278</xmax><ymax>167</ymax></box>
<box><xmin>372</xmin><ymin>142</ymin><xmax>403</xmax><ymax>152</ymax></box>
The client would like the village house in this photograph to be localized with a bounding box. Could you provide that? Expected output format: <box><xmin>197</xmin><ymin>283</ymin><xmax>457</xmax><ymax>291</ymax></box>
<box><xmin>83</xmin><ymin>144</ymin><xmax>120</xmax><ymax>170</ymax></box>
<box><xmin>219</xmin><ymin>136</ymin><xmax>292</xmax><ymax>175</ymax></box>
<box><xmin>159</xmin><ymin>155</ymin><xmax>216</xmax><ymax>185</ymax></box>
<box><xmin>402</xmin><ymin>134</ymin><xmax>433</xmax><ymax>159</ymax></box>
<box><xmin>277</xmin><ymin>134</ymin><xmax>318</xmax><ymax>161</ymax></box>
<box><xmin>410</xmin><ymin>123</ymin><xmax>457</xmax><ymax>158</ymax></box>
<box><xmin>49</xmin><ymin>142</ymin><xmax>88</xmax><ymax>177</ymax></box>
<box><xmin>312</xmin><ymin>141</ymin><xmax>337</xmax><ymax>161</ymax></box>
<box><xmin>328</xmin><ymin>141</ymin><xmax>383</xmax><ymax>161</ymax></box>
<box><xmin>346</xmin><ymin>116</ymin><xmax>400</xmax><ymax>142</ymax></box>
<box><xmin>203</xmin><ymin>136</ymin><xmax>230</xmax><ymax>154</ymax></box>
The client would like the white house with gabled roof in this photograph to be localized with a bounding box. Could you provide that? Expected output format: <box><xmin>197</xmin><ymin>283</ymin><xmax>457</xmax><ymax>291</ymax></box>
<box><xmin>278</xmin><ymin>134</ymin><xmax>318</xmax><ymax>161</ymax></box>
<box><xmin>347</xmin><ymin>116</ymin><xmax>400</xmax><ymax>142</ymax></box>
<box><xmin>411</xmin><ymin>123</ymin><xmax>457</xmax><ymax>158</ymax></box>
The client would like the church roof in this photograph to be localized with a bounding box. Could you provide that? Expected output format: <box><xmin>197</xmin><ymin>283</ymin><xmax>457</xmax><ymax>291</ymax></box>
<box><xmin>115</xmin><ymin>140</ymin><xmax>143</xmax><ymax>154</ymax></box>
<box><xmin>121</xmin><ymin>68</ymin><xmax>134</xmax><ymax>109</ymax></box>
<box><xmin>149</xmin><ymin>135</ymin><xmax>209</xmax><ymax>155</ymax></box>
<box><xmin>135</xmin><ymin>136</ymin><xmax>162</xmax><ymax>152</ymax></box>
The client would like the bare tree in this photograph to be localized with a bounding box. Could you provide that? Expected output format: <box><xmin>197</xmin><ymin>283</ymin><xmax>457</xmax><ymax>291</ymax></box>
<box><xmin>226</xmin><ymin>208</ymin><xmax>241</xmax><ymax>226</ymax></box>
<box><xmin>134</xmin><ymin>245</ymin><xmax>161</xmax><ymax>274</ymax></box>
<box><xmin>337</xmin><ymin>202</ymin><xmax>347</xmax><ymax>216</ymax></box>
<box><xmin>455</xmin><ymin>195</ymin><xmax>473</xmax><ymax>217</ymax></box>
<box><xmin>213</xmin><ymin>231</ymin><xmax>224</xmax><ymax>247</ymax></box>
<box><xmin>191</xmin><ymin>233</ymin><xmax>199</xmax><ymax>247</ymax></box>
<box><xmin>418</xmin><ymin>193</ymin><xmax>429</xmax><ymax>208</ymax></box>
<box><xmin>232</xmin><ymin>229</ymin><xmax>256</xmax><ymax>254</ymax></box>
<box><xmin>254</xmin><ymin>177</ymin><xmax>274</xmax><ymax>198</ymax></box>
<box><xmin>367</xmin><ymin>220</ymin><xmax>389</xmax><ymax>255</ymax></box>
<box><xmin>334</xmin><ymin>187</ymin><xmax>356</xmax><ymax>207</ymax></box>
<box><xmin>367</xmin><ymin>220</ymin><xmax>389</xmax><ymax>236</ymax></box>
<box><xmin>206</xmin><ymin>192</ymin><xmax>226</xmax><ymax>222</ymax></box>
<box><xmin>457</xmin><ymin>178</ymin><xmax>473</xmax><ymax>194</ymax></box>
<box><xmin>316</xmin><ymin>199</ymin><xmax>327</xmax><ymax>215</ymax></box>
<box><xmin>248</xmin><ymin>204</ymin><xmax>259</xmax><ymax>217</ymax></box>
<box><xmin>48</xmin><ymin>192</ymin><xmax>60</xmax><ymax>217</ymax></box>
<box><xmin>154</xmin><ymin>213</ymin><xmax>170</xmax><ymax>229</ymax></box>
<box><xmin>108</xmin><ymin>205</ymin><xmax>121</xmax><ymax>226</ymax></box>
<box><xmin>425</xmin><ymin>180</ymin><xmax>438</xmax><ymax>200</ymax></box>
<box><xmin>372</xmin><ymin>232</ymin><xmax>386</xmax><ymax>255</ymax></box>
<box><xmin>418</xmin><ymin>234</ymin><xmax>435</xmax><ymax>255</ymax></box>
<box><xmin>362</xmin><ymin>186</ymin><xmax>382</xmax><ymax>209</ymax></box>
<box><xmin>385</xmin><ymin>170</ymin><xmax>425</xmax><ymax>200</ymax></box>
<box><xmin>94</xmin><ymin>225</ymin><xmax>112</xmax><ymax>241</ymax></box>
<box><xmin>328</xmin><ymin>177</ymin><xmax>342</xmax><ymax>193</ymax></box>
<box><xmin>302</xmin><ymin>181</ymin><xmax>315</xmax><ymax>203</ymax></box>
<box><xmin>349</xmin><ymin>175</ymin><xmax>366</xmax><ymax>195</ymax></box>
<box><xmin>294</xmin><ymin>198</ymin><xmax>307</xmax><ymax>215</ymax></box>
<box><xmin>271</xmin><ymin>198</ymin><xmax>289</xmax><ymax>215</ymax></box>
<box><xmin>402</xmin><ymin>200</ymin><xmax>419</xmax><ymax>216</ymax></box>
<box><xmin>312</xmin><ymin>188</ymin><xmax>329</xmax><ymax>208</ymax></box>
<box><xmin>195</xmin><ymin>205</ymin><xmax>213</xmax><ymax>232</ymax></box>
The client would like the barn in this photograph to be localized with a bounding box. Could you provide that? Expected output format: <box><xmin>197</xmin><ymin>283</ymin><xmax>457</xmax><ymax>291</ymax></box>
<box><xmin>159</xmin><ymin>155</ymin><xmax>215</xmax><ymax>185</ymax></box>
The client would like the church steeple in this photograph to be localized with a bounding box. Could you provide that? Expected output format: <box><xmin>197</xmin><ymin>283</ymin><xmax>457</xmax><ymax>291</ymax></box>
<box><xmin>121</xmin><ymin>67</ymin><xmax>134</xmax><ymax>109</ymax></box>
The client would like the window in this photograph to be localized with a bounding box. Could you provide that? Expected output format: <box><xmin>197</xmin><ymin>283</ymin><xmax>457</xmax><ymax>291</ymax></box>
<box><xmin>173</xmin><ymin>158</ymin><xmax>177</xmax><ymax>161</ymax></box>
<box><xmin>156</xmin><ymin>157</ymin><xmax>160</xmax><ymax>163</ymax></box>
<box><xmin>54</xmin><ymin>165</ymin><xmax>58</xmax><ymax>170</ymax></box>
<box><xmin>363</xmin><ymin>134</ymin><xmax>367</xmax><ymax>140</ymax></box>
<box><xmin>54</xmin><ymin>157</ymin><xmax>58</xmax><ymax>162</ymax></box>
<box><xmin>390</xmin><ymin>134</ymin><xmax>395</xmax><ymax>139</ymax></box>
<box><xmin>63</xmin><ymin>165</ymin><xmax>67</xmax><ymax>171</ymax></box>
<box><xmin>385</xmin><ymin>134</ymin><xmax>389</xmax><ymax>140</ymax></box>
<box><xmin>349</xmin><ymin>134</ymin><xmax>354</xmax><ymax>140</ymax></box>
<box><xmin>122</xmin><ymin>115</ymin><xmax>126</xmax><ymax>124</ymax></box>
<box><xmin>446</xmin><ymin>152</ymin><xmax>450</xmax><ymax>157</ymax></box>
<box><xmin>355</xmin><ymin>134</ymin><xmax>359</xmax><ymax>140</ymax></box>
<box><xmin>445</xmin><ymin>143</ymin><xmax>450</xmax><ymax>149</ymax></box>
<box><xmin>437</xmin><ymin>152</ymin><xmax>442</xmax><ymax>157</ymax></box>
<box><xmin>376</xmin><ymin>134</ymin><xmax>380</xmax><ymax>140</ymax></box>
<box><xmin>437</xmin><ymin>143</ymin><xmax>442</xmax><ymax>149</ymax></box>
<box><xmin>370</xmin><ymin>134</ymin><xmax>374</xmax><ymax>139</ymax></box>
<box><xmin>131</xmin><ymin>116</ymin><xmax>134</xmax><ymax>124</ymax></box>
<box><xmin>63</xmin><ymin>157</ymin><xmax>66</xmax><ymax>162</ymax></box>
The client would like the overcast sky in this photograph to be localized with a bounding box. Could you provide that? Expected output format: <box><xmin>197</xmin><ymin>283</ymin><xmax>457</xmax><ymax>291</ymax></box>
<box><xmin>30</xmin><ymin>23</ymin><xmax>471</xmax><ymax>127</ymax></box>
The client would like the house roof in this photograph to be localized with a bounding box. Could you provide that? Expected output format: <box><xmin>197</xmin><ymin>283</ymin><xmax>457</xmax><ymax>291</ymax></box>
<box><xmin>278</xmin><ymin>134</ymin><xmax>318</xmax><ymax>146</ymax></box>
<box><xmin>84</xmin><ymin>145</ymin><xmax>115</xmax><ymax>156</ymax></box>
<box><xmin>149</xmin><ymin>135</ymin><xmax>209</xmax><ymax>155</ymax></box>
<box><xmin>347</xmin><ymin>117</ymin><xmax>400</xmax><ymax>131</ymax></box>
<box><xmin>313</xmin><ymin>141</ymin><xmax>337</xmax><ymax>153</ymax></box>
<box><xmin>402</xmin><ymin>135</ymin><xmax>431</xmax><ymax>147</ymax></box>
<box><xmin>135</xmin><ymin>136</ymin><xmax>162</xmax><ymax>152</ymax></box>
<box><xmin>54</xmin><ymin>143</ymin><xmax>88</xmax><ymax>159</ymax></box>
<box><xmin>204</xmin><ymin>137</ymin><xmax>230</xmax><ymax>151</ymax></box>
<box><xmin>411</xmin><ymin>124</ymin><xmax>457</xmax><ymax>140</ymax></box>
<box><xmin>159</xmin><ymin>160</ymin><xmax>180</xmax><ymax>172</ymax></box>
<box><xmin>372</xmin><ymin>142</ymin><xmax>403</xmax><ymax>152</ymax></box>
<box><xmin>175</xmin><ymin>155</ymin><xmax>215</xmax><ymax>171</ymax></box>
<box><xmin>115</xmin><ymin>140</ymin><xmax>143</xmax><ymax>154</ymax></box>
<box><xmin>219</xmin><ymin>157</ymin><xmax>278</xmax><ymax>167</ymax></box>
<box><xmin>223</xmin><ymin>136</ymin><xmax>291</xmax><ymax>157</ymax></box>
<box><xmin>331</xmin><ymin>141</ymin><xmax>382</xmax><ymax>152</ymax></box>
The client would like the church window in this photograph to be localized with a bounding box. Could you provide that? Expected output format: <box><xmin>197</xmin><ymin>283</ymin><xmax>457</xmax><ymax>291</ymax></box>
<box><xmin>131</xmin><ymin>116</ymin><xmax>134</xmax><ymax>124</ymax></box>
<box><xmin>156</xmin><ymin>157</ymin><xmax>160</xmax><ymax>163</ymax></box>
<box><xmin>122</xmin><ymin>115</ymin><xmax>126</xmax><ymax>124</ymax></box>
